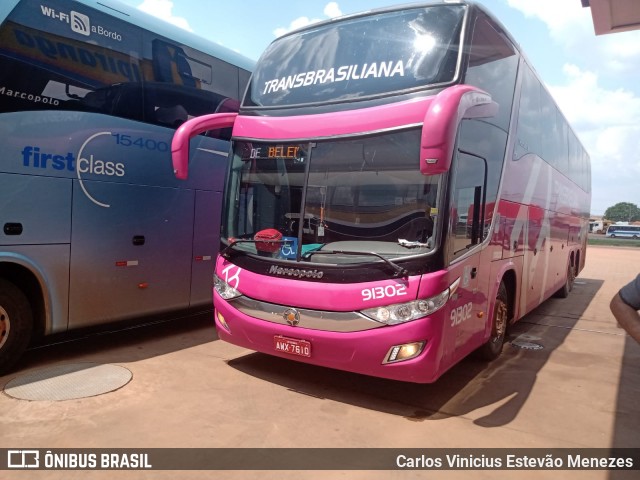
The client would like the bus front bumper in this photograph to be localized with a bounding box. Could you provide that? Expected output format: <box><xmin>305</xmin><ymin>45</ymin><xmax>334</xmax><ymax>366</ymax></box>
<box><xmin>213</xmin><ymin>295</ymin><xmax>446</xmax><ymax>384</ymax></box>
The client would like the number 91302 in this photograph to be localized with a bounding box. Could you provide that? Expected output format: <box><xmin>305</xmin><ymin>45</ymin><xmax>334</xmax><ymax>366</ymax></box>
<box><xmin>361</xmin><ymin>284</ymin><xmax>407</xmax><ymax>302</ymax></box>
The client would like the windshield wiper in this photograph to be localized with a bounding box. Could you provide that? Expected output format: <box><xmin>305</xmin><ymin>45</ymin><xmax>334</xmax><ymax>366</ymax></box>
<box><xmin>305</xmin><ymin>249</ymin><xmax>408</xmax><ymax>277</ymax></box>
<box><xmin>220</xmin><ymin>239</ymin><xmax>288</xmax><ymax>258</ymax></box>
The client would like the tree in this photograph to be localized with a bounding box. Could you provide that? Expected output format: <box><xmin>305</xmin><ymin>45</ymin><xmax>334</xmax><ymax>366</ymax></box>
<box><xmin>604</xmin><ymin>202</ymin><xmax>640</xmax><ymax>223</ymax></box>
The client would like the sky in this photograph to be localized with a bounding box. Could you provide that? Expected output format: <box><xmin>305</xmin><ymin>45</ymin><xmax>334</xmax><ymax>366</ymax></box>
<box><xmin>117</xmin><ymin>0</ymin><xmax>640</xmax><ymax>216</ymax></box>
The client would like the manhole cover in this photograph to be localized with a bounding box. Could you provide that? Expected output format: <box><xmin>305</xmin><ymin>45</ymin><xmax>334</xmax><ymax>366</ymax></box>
<box><xmin>512</xmin><ymin>334</ymin><xmax>541</xmax><ymax>342</ymax></box>
<box><xmin>3</xmin><ymin>363</ymin><xmax>132</xmax><ymax>401</ymax></box>
<box><xmin>511</xmin><ymin>341</ymin><xmax>544</xmax><ymax>350</ymax></box>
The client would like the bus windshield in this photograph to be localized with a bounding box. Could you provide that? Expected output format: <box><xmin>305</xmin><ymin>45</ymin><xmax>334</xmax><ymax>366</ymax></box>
<box><xmin>247</xmin><ymin>4</ymin><xmax>465</xmax><ymax>107</ymax></box>
<box><xmin>222</xmin><ymin>129</ymin><xmax>441</xmax><ymax>264</ymax></box>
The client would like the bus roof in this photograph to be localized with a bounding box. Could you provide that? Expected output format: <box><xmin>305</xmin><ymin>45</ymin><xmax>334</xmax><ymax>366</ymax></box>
<box><xmin>0</xmin><ymin>0</ymin><xmax>254</xmax><ymax>71</ymax></box>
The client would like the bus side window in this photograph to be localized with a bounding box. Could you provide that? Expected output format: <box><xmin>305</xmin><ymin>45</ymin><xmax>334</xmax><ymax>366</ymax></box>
<box><xmin>449</xmin><ymin>151</ymin><xmax>487</xmax><ymax>260</ymax></box>
<box><xmin>151</xmin><ymin>39</ymin><xmax>201</xmax><ymax>87</ymax></box>
<box><xmin>464</xmin><ymin>12</ymin><xmax>518</xmax><ymax>131</ymax></box>
<box><xmin>0</xmin><ymin>14</ymin><xmax>143</xmax><ymax>117</ymax></box>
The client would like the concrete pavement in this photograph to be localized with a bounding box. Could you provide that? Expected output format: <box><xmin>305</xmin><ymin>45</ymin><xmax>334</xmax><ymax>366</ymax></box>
<box><xmin>0</xmin><ymin>246</ymin><xmax>638</xmax><ymax>479</ymax></box>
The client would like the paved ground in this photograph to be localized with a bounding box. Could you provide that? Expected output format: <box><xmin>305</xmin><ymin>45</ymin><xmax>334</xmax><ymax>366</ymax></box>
<box><xmin>0</xmin><ymin>246</ymin><xmax>638</xmax><ymax>479</ymax></box>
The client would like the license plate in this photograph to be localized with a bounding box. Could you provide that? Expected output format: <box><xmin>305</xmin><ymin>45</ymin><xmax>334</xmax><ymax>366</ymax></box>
<box><xmin>274</xmin><ymin>336</ymin><xmax>311</xmax><ymax>357</ymax></box>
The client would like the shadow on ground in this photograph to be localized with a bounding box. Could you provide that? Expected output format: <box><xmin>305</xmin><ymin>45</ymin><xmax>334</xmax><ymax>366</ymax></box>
<box><xmin>228</xmin><ymin>278</ymin><xmax>604</xmax><ymax>428</ymax></box>
<box><xmin>0</xmin><ymin>309</ymin><xmax>217</xmax><ymax>383</ymax></box>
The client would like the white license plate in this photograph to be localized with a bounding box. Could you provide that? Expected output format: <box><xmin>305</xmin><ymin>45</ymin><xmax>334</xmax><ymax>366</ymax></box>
<box><xmin>274</xmin><ymin>336</ymin><xmax>311</xmax><ymax>357</ymax></box>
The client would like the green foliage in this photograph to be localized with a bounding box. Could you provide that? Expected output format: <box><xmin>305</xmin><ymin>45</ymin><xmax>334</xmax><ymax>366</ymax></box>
<box><xmin>604</xmin><ymin>202</ymin><xmax>640</xmax><ymax>222</ymax></box>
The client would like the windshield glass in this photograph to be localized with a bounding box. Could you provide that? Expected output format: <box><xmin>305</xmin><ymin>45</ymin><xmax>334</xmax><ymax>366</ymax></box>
<box><xmin>222</xmin><ymin>129</ymin><xmax>441</xmax><ymax>265</ymax></box>
<box><xmin>247</xmin><ymin>5</ymin><xmax>466</xmax><ymax>107</ymax></box>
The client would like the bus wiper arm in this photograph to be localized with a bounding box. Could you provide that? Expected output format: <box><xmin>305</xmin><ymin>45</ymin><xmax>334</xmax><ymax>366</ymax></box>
<box><xmin>306</xmin><ymin>249</ymin><xmax>408</xmax><ymax>277</ymax></box>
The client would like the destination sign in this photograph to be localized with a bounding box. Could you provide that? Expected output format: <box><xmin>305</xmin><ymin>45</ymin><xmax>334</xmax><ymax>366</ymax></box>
<box><xmin>249</xmin><ymin>145</ymin><xmax>303</xmax><ymax>160</ymax></box>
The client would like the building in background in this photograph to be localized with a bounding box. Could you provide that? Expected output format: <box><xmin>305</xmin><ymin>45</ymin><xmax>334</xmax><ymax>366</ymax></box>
<box><xmin>582</xmin><ymin>0</ymin><xmax>640</xmax><ymax>35</ymax></box>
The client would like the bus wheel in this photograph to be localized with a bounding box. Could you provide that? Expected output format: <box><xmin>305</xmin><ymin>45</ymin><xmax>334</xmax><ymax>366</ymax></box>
<box><xmin>0</xmin><ymin>279</ymin><xmax>33</xmax><ymax>375</ymax></box>
<box><xmin>478</xmin><ymin>282</ymin><xmax>508</xmax><ymax>361</ymax></box>
<box><xmin>555</xmin><ymin>261</ymin><xmax>575</xmax><ymax>298</ymax></box>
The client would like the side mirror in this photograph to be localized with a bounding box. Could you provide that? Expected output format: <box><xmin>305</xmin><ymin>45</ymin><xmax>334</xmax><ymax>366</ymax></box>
<box><xmin>420</xmin><ymin>85</ymin><xmax>497</xmax><ymax>175</ymax></box>
<box><xmin>172</xmin><ymin>112</ymin><xmax>237</xmax><ymax>179</ymax></box>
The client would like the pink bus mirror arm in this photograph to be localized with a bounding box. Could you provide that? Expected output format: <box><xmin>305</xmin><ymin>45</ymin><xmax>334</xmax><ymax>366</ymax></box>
<box><xmin>420</xmin><ymin>85</ymin><xmax>497</xmax><ymax>175</ymax></box>
<box><xmin>171</xmin><ymin>112</ymin><xmax>238</xmax><ymax>180</ymax></box>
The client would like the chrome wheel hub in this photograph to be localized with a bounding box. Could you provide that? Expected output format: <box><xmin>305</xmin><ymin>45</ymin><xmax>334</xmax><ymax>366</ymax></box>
<box><xmin>493</xmin><ymin>302</ymin><xmax>507</xmax><ymax>340</ymax></box>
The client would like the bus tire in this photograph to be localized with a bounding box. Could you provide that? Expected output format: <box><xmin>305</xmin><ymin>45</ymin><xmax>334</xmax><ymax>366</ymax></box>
<box><xmin>478</xmin><ymin>282</ymin><xmax>508</xmax><ymax>361</ymax></box>
<box><xmin>554</xmin><ymin>260</ymin><xmax>575</xmax><ymax>299</ymax></box>
<box><xmin>0</xmin><ymin>279</ymin><xmax>33</xmax><ymax>375</ymax></box>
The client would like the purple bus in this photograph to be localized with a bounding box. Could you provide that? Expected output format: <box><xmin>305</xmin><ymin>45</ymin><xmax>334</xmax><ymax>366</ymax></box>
<box><xmin>172</xmin><ymin>2</ymin><xmax>590</xmax><ymax>383</ymax></box>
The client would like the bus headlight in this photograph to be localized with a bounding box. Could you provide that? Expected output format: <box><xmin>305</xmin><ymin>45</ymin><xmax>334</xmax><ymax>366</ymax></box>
<box><xmin>214</xmin><ymin>274</ymin><xmax>242</xmax><ymax>300</ymax></box>
<box><xmin>360</xmin><ymin>278</ymin><xmax>459</xmax><ymax>325</ymax></box>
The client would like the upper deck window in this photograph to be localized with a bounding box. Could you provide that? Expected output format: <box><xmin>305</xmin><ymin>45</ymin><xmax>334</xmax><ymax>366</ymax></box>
<box><xmin>247</xmin><ymin>4</ymin><xmax>466</xmax><ymax>108</ymax></box>
<box><xmin>0</xmin><ymin>0</ymin><xmax>247</xmax><ymax>133</ymax></box>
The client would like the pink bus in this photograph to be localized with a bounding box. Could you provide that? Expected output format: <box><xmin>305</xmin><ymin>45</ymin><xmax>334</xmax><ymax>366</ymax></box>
<box><xmin>171</xmin><ymin>2</ymin><xmax>590</xmax><ymax>383</ymax></box>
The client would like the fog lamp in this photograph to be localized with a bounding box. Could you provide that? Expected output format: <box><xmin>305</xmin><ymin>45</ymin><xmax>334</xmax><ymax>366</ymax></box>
<box><xmin>383</xmin><ymin>341</ymin><xmax>426</xmax><ymax>364</ymax></box>
<box><xmin>217</xmin><ymin>311</ymin><xmax>231</xmax><ymax>332</ymax></box>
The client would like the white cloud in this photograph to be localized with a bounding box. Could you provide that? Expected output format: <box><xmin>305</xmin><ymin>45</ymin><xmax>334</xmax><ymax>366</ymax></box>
<box><xmin>274</xmin><ymin>16</ymin><xmax>322</xmax><ymax>37</ymax></box>
<box><xmin>138</xmin><ymin>0</ymin><xmax>193</xmax><ymax>32</ymax></box>
<box><xmin>273</xmin><ymin>2</ymin><xmax>342</xmax><ymax>37</ymax></box>
<box><xmin>550</xmin><ymin>65</ymin><xmax>640</xmax><ymax>130</ymax></box>
<box><xmin>508</xmin><ymin>0</ymin><xmax>640</xmax><ymax>77</ymax></box>
<box><xmin>324</xmin><ymin>2</ymin><xmax>343</xmax><ymax>18</ymax></box>
<box><xmin>506</xmin><ymin>0</ymin><xmax>592</xmax><ymax>46</ymax></box>
<box><xmin>597</xmin><ymin>29</ymin><xmax>640</xmax><ymax>77</ymax></box>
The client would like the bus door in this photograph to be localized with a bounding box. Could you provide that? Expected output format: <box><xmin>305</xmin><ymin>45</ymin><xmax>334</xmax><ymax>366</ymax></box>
<box><xmin>445</xmin><ymin>151</ymin><xmax>491</xmax><ymax>359</ymax></box>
